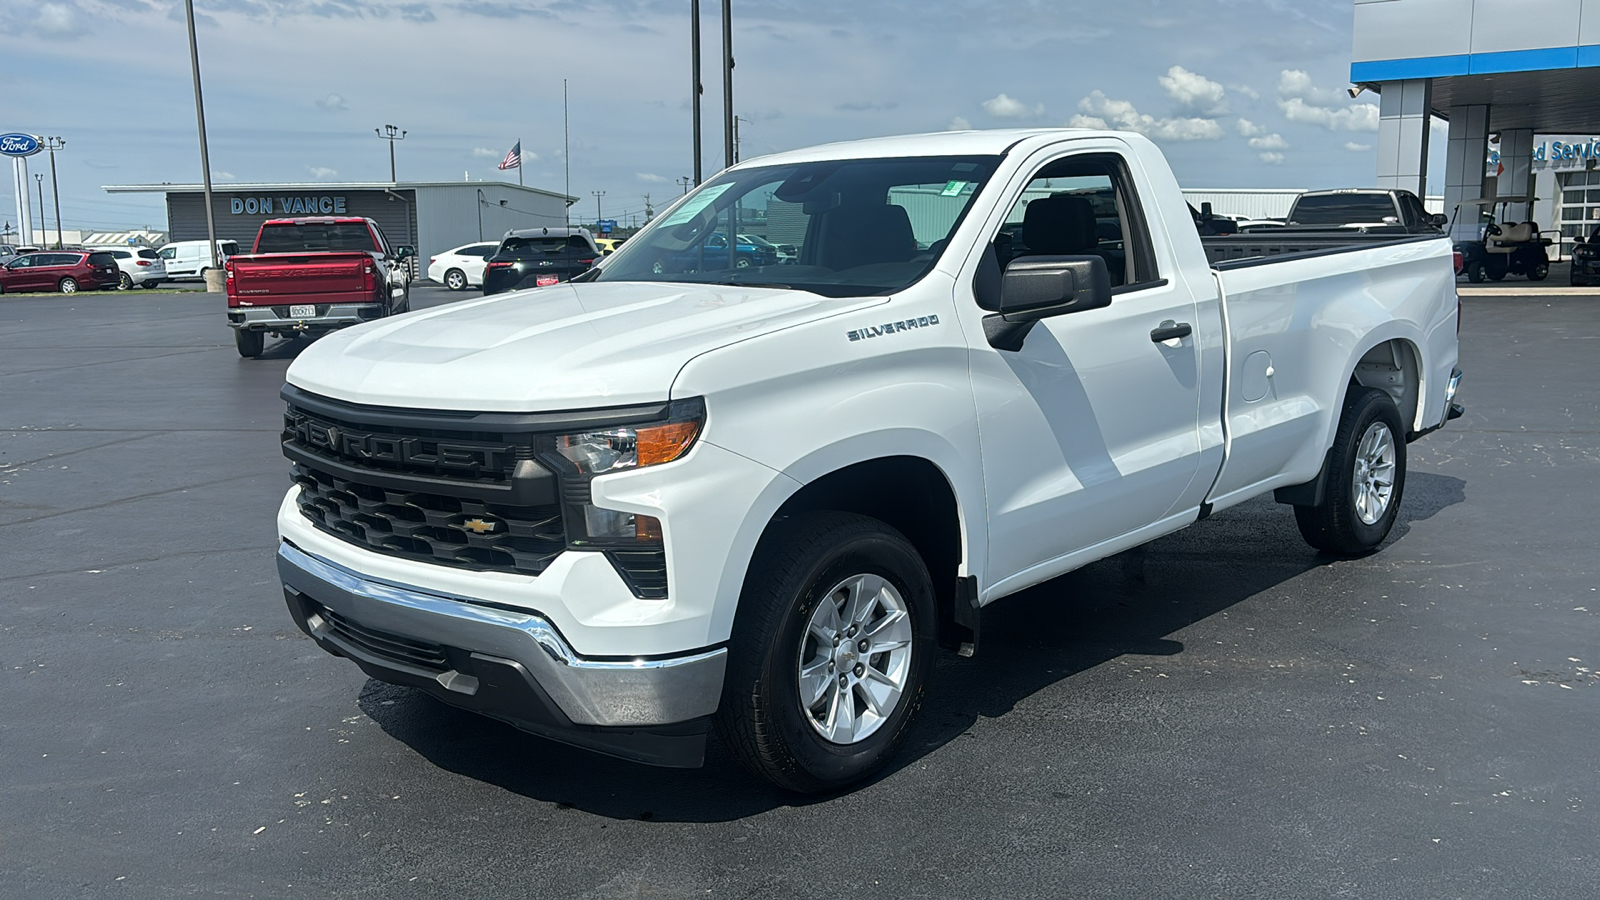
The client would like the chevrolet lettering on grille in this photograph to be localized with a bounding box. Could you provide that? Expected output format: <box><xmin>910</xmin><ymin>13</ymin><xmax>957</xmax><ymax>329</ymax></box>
<box><xmin>287</xmin><ymin>411</ymin><xmax>516</xmax><ymax>474</ymax></box>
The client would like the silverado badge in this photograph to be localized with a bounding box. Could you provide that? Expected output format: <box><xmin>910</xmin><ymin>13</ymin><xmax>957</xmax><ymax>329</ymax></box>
<box><xmin>461</xmin><ymin>517</ymin><xmax>500</xmax><ymax>535</ymax></box>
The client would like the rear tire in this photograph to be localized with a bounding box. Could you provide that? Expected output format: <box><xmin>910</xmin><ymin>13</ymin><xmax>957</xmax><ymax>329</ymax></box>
<box><xmin>444</xmin><ymin>268</ymin><xmax>467</xmax><ymax>291</ymax></box>
<box><xmin>1528</xmin><ymin>262</ymin><xmax>1549</xmax><ymax>282</ymax></box>
<box><xmin>718</xmin><ymin>512</ymin><xmax>935</xmax><ymax>794</ymax></box>
<box><xmin>1465</xmin><ymin>261</ymin><xmax>1486</xmax><ymax>283</ymax></box>
<box><xmin>235</xmin><ymin>329</ymin><xmax>264</xmax><ymax>358</ymax></box>
<box><xmin>58</xmin><ymin>277</ymin><xmax>78</xmax><ymax>294</ymax></box>
<box><xmin>1294</xmin><ymin>387</ymin><xmax>1406</xmax><ymax>556</ymax></box>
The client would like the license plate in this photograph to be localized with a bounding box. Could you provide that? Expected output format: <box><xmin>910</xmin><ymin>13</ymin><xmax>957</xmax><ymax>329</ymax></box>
<box><xmin>535</xmin><ymin>275</ymin><xmax>560</xmax><ymax>287</ymax></box>
<box><xmin>289</xmin><ymin>304</ymin><xmax>316</xmax><ymax>318</ymax></box>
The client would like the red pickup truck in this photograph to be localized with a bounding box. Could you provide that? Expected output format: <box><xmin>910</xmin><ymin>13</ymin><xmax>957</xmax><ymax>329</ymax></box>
<box><xmin>225</xmin><ymin>217</ymin><xmax>414</xmax><ymax>358</ymax></box>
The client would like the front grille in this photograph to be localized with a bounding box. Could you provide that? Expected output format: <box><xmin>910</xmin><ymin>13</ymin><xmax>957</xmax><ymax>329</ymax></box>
<box><xmin>314</xmin><ymin>602</ymin><xmax>449</xmax><ymax>672</ymax></box>
<box><xmin>293</xmin><ymin>463</ymin><xmax>565</xmax><ymax>577</ymax></box>
<box><xmin>284</xmin><ymin>403</ymin><xmax>535</xmax><ymax>487</ymax></box>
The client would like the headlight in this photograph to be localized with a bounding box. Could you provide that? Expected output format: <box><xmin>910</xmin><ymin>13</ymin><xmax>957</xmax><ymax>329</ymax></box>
<box><xmin>555</xmin><ymin>418</ymin><xmax>702</xmax><ymax>475</ymax></box>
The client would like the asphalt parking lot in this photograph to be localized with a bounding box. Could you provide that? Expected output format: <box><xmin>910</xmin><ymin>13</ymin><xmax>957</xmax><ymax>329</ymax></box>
<box><xmin>2</xmin><ymin>283</ymin><xmax>1597</xmax><ymax>898</ymax></box>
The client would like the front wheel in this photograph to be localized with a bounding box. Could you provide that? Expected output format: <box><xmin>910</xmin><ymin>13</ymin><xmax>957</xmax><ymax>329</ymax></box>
<box><xmin>1294</xmin><ymin>386</ymin><xmax>1406</xmax><ymax>556</ymax></box>
<box><xmin>1465</xmin><ymin>261</ymin><xmax>1486</xmax><ymax>283</ymax></box>
<box><xmin>1527</xmin><ymin>262</ymin><xmax>1549</xmax><ymax>282</ymax></box>
<box><xmin>58</xmin><ymin>277</ymin><xmax>79</xmax><ymax>294</ymax></box>
<box><xmin>234</xmin><ymin>329</ymin><xmax>264</xmax><ymax>358</ymax></box>
<box><xmin>117</xmin><ymin>272</ymin><xmax>134</xmax><ymax>291</ymax></box>
<box><xmin>718</xmin><ymin>512</ymin><xmax>935</xmax><ymax>793</ymax></box>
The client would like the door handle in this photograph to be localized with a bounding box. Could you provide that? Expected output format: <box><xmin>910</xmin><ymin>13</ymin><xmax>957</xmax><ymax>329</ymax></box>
<box><xmin>1150</xmin><ymin>321</ymin><xmax>1193</xmax><ymax>343</ymax></box>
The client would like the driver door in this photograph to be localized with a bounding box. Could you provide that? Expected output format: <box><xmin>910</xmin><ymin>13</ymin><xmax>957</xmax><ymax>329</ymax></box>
<box><xmin>964</xmin><ymin>147</ymin><xmax>1209</xmax><ymax>585</ymax></box>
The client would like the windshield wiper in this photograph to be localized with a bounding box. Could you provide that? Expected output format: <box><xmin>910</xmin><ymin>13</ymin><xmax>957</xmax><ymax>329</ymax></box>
<box><xmin>701</xmin><ymin>280</ymin><xmax>792</xmax><ymax>289</ymax></box>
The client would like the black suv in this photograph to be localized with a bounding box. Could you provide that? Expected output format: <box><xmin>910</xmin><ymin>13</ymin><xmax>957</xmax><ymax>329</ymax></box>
<box><xmin>482</xmin><ymin>227</ymin><xmax>601</xmax><ymax>295</ymax></box>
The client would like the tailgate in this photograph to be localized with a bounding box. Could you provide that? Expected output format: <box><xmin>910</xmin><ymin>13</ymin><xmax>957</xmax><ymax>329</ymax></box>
<box><xmin>228</xmin><ymin>252</ymin><xmax>374</xmax><ymax>306</ymax></box>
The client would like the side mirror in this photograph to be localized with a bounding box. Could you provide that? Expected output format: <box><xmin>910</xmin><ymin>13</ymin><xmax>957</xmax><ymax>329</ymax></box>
<box><xmin>395</xmin><ymin>245</ymin><xmax>416</xmax><ymax>260</ymax></box>
<box><xmin>983</xmin><ymin>255</ymin><xmax>1112</xmax><ymax>351</ymax></box>
<box><xmin>1430</xmin><ymin>213</ymin><xmax>1448</xmax><ymax>227</ymax></box>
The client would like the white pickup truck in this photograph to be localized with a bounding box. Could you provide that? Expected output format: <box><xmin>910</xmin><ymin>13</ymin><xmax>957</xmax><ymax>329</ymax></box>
<box><xmin>275</xmin><ymin>128</ymin><xmax>1462</xmax><ymax>792</ymax></box>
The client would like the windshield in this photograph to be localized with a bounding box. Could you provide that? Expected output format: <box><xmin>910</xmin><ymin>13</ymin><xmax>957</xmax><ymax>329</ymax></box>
<box><xmin>1290</xmin><ymin>194</ymin><xmax>1398</xmax><ymax>226</ymax></box>
<box><xmin>587</xmin><ymin>155</ymin><xmax>1002</xmax><ymax>298</ymax></box>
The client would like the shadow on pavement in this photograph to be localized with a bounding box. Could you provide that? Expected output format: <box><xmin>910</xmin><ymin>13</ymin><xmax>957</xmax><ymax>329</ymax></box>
<box><xmin>359</xmin><ymin>470</ymin><xmax>1466</xmax><ymax>822</ymax></box>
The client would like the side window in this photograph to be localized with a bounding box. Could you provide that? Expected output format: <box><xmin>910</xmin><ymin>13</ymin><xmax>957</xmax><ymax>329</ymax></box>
<box><xmin>472</xmin><ymin>244</ymin><xmax>497</xmax><ymax>257</ymax></box>
<box><xmin>988</xmin><ymin>153</ymin><xmax>1158</xmax><ymax>290</ymax></box>
<box><xmin>159</xmin><ymin>247</ymin><xmax>176</xmax><ymax>259</ymax></box>
<box><xmin>9</xmin><ymin>255</ymin><xmax>31</xmax><ymax>268</ymax></box>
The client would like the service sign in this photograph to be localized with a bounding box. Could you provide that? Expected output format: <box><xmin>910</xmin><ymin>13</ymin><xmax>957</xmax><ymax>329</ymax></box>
<box><xmin>0</xmin><ymin>133</ymin><xmax>42</xmax><ymax>157</ymax></box>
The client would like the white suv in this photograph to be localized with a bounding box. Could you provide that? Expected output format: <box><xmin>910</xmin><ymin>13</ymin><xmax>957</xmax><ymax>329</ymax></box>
<box><xmin>102</xmin><ymin>247</ymin><xmax>168</xmax><ymax>289</ymax></box>
<box><xmin>426</xmin><ymin>241</ymin><xmax>498</xmax><ymax>291</ymax></box>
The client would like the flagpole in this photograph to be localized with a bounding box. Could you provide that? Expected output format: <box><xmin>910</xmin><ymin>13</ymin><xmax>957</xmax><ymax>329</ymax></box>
<box><xmin>518</xmin><ymin>137</ymin><xmax>523</xmax><ymax>186</ymax></box>
<box><xmin>563</xmin><ymin>79</ymin><xmax>570</xmax><ymax>228</ymax></box>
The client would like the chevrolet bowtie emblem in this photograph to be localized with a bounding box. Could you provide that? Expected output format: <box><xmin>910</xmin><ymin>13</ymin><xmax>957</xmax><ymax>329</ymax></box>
<box><xmin>461</xmin><ymin>517</ymin><xmax>499</xmax><ymax>535</ymax></box>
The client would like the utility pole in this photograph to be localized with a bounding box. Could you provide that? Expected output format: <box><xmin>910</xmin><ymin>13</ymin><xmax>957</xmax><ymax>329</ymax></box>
<box><xmin>34</xmin><ymin>174</ymin><xmax>45</xmax><ymax>246</ymax></box>
<box><xmin>690</xmin><ymin>0</ymin><xmax>703</xmax><ymax>185</ymax></box>
<box><xmin>721</xmin><ymin>0</ymin><xmax>734</xmax><ymax>171</ymax></box>
<box><xmin>183</xmin><ymin>0</ymin><xmax>221</xmax><ymax>284</ymax></box>
<box><xmin>642</xmin><ymin>193</ymin><xmax>654</xmax><ymax>223</ymax></box>
<box><xmin>43</xmin><ymin>136</ymin><xmax>65</xmax><ymax>249</ymax></box>
<box><xmin>677</xmin><ymin>176</ymin><xmax>693</xmax><ymax>195</ymax></box>
<box><xmin>592</xmin><ymin>190</ymin><xmax>605</xmax><ymax>229</ymax></box>
<box><xmin>375</xmin><ymin>125</ymin><xmax>406</xmax><ymax>182</ymax></box>
<box><xmin>733</xmin><ymin>115</ymin><xmax>748</xmax><ymax>164</ymax></box>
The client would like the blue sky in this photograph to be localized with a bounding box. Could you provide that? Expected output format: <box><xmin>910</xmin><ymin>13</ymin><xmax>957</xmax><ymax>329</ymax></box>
<box><xmin>0</xmin><ymin>0</ymin><xmax>1423</xmax><ymax>233</ymax></box>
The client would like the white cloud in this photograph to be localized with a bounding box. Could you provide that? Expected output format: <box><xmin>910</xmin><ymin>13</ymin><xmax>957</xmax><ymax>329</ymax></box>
<box><xmin>315</xmin><ymin>93</ymin><xmax>348</xmax><ymax>111</ymax></box>
<box><xmin>981</xmin><ymin>93</ymin><xmax>1044</xmax><ymax>120</ymax></box>
<box><xmin>1259</xmin><ymin>152</ymin><xmax>1286</xmax><ymax>165</ymax></box>
<box><xmin>307</xmin><ymin>166</ymin><xmax>338</xmax><ymax>180</ymax></box>
<box><xmin>1277</xmin><ymin>69</ymin><xmax>1346</xmax><ymax>105</ymax></box>
<box><xmin>214</xmin><ymin>171</ymin><xmax>236</xmax><ymax>180</ymax></box>
<box><xmin>36</xmin><ymin>3</ymin><xmax>75</xmax><ymax>35</ymax></box>
<box><xmin>1231</xmin><ymin>84</ymin><xmax>1261</xmax><ymax>101</ymax></box>
<box><xmin>636</xmin><ymin>172</ymin><xmax>669</xmax><ymax>183</ymax></box>
<box><xmin>1249</xmin><ymin>133</ymin><xmax>1289</xmax><ymax>151</ymax></box>
<box><xmin>471</xmin><ymin>147</ymin><xmax>501</xmax><ymax>158</ymax></box>
<box><xmin>1345</xmin><ymin>142</ymin><xmax>1373</xmax><ymax>152</ymax></box>
<box><xmin>947</xmin><ymin>116</ymin><xmax>972</xmax><ymax>131</ymax></box>
<box><xmin>1236</xmin><ymin>118</ymin><xmax>1265</xmax><ymax>137</ymax></box>
<box><xmin>1070</xmin><ymin>91</ymin><xmax>1223</xmax><ymax>141</ymax></box>
<box><xmin>1160</xmin><ymin>65</ymin><xmax>1227</xmax><ymax>114</ymax></box>
<box><xmin>1279</xmin><ymin>96</ymin><xmax>1380</xmax><ymax>132</ymax></box>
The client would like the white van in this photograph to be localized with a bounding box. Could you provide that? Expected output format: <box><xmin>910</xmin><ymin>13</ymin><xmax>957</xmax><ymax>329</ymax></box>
<box><xmin>158</xmin><ymin>240</ymin><xmax>241</xmax><ymax>280</ymax></box>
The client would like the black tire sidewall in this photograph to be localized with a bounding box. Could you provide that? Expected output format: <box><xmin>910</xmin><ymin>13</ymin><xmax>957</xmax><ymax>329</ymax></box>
<box><xmin>1329</xmin><ymin>390</ymin><xmax>1406</xmax><ymax>551</ymax></box>
<box><xmin>727</xmin><ymin>514</ymin><xmax>936</xmax><ymax>791</ymax></box>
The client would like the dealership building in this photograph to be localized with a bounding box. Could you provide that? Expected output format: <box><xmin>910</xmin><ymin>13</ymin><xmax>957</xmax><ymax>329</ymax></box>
<box><xmin>1355</xmin><ymin>0</ymin><xmax>1600</xmax><ymax>252</ymax></box>
<box><xmin>102</xmin><ymin>180</ymin><xmax>576</xmax><ymax>265</ymax></box>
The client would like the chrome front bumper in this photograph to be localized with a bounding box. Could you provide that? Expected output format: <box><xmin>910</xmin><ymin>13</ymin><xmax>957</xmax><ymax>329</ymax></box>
<box><xmin>277</xmin><ymin>542</ymin><xmax>726</xmax><ymax>767</ymax></box>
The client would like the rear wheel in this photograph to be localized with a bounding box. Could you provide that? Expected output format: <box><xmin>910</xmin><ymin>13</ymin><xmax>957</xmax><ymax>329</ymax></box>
<box><xmin>234</xmin><ymin>329</ymin><xmax>264</xmax><ymax>358</ymax></box>
<box><xmin>1294</xmin><ymin>387</ymin><xmax>1406</xmax><ymax>556</ymax></box>
<box><xmin>1465</xmin><ymin>261</ymin><xmax>1486</xmax><ymax>283</ymax></box>
<box><xmin>734</xmin><ymin>256</ymin><xmax>753</xmax><ymax>269</ymax></box>
<box><xmin>1488</xmin><ymin>268</ymin><xmax>1506</xmax><ymax>282</ymax></box>
<box><xmin>58</xmin><ymin>277</ymin><xmax>79</xmax><ymax>294</ymax></box>
<box><xmin>1528</xmin><ymin>261</ymin><xmax>1549</xmax><ymax>282</ymax></box>
<box><xmin>718</xmin><ymin>512</ymin><xmax>934</xmax><ymax>793</ymax></box>
<box><xmin>444</xmin><ymin>268</ymin><xmax>467</xmax><ymax>291</ymax></box>
<box><xmin>117</xmin><ymin>272</ymin><xmax>134</xmax><ymax>291</ymax></box>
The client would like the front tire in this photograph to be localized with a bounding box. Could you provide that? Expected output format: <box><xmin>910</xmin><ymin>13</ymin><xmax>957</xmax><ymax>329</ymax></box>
<box><xmin>718</xmin><ymin>512</ymin><xmax>935</xmax><ymax>793</ymax></box>
<box><xmin>1528</xmin><ymin>262</ymin><xmax>1549</xmax><ymax>282</ymax></box>
<box><xmin>444</xmin><ymin>268</ymin><xmax>467</xmax><ymax>291</ymax></box>
<box><xmin>1294</xmin><ymin>387</ymin><xmax>1406</xmax><ymax>555</ymax></box>
<box><xmin>117</xmin><ymin>272</ymin><xmax>134</xmax><ymax>291</ymax></box>
<box><xmin>234</xmin><ymin>329</ymin><xmax>264</xmax><ymax>358</ymax></box>
<box><xmin>1465</xmin><ymin>261</ymin><xmax>1486</xmax><ymax>283</ymax></box>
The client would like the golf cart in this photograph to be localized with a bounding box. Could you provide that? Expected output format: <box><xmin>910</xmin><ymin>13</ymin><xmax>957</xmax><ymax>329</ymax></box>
<box><xmin>1452</xmin><ymin>196</ymin><xmax>1552</xmax><ymax>283</ymax></box>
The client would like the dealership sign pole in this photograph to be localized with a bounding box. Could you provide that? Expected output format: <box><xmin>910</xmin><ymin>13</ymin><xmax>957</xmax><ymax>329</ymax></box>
<box><xmin>0</xmin><ymin>133</ymin><xmax>40</xmax><ymax>246</ymax></box>
<box><xmin>183</xmin><ymin>0</ymin><xmax>222</xmax><ymax>290</ymax></box>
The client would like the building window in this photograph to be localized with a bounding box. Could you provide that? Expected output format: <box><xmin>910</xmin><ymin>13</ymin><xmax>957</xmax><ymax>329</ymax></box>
<box><xmin>1558</xmin><ymin>171</ymin><xmax>1600</xmax><ymax>239</ymax></box>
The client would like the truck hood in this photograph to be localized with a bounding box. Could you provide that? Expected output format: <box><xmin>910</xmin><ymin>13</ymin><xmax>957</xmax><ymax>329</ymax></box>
<box><xmin>285</xmin><ymin>281</ymin><xmax>885</xmax><ymax>411</ymax></box>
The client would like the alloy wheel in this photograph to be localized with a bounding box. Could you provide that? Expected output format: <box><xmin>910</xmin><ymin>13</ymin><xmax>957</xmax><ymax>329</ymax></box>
<box><xmin>1352</xmin><ymin>421</ymin><xmax>1396</xmax><ymax>525</ymax></box>
<box><xmin>797</xmin><ymin>573</ymin><xmax>914</xmax><ymax>745</ymax></box>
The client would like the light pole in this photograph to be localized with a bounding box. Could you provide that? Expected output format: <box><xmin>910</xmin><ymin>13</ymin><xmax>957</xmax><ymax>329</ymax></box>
<box><xmin>690</xmin><ymin>0</ymin><xmax>703</xmax><ymax>185</ymax></box>
<box><xmin>677</xmin><ymin>176</ymin><xmax>693</xmax><ymax>196</ymax></box>
<box><xmin>375</xmin><ymin>125</ymin><xmax>406</xmax><ymax>182</ymax></box>
<box><xmin>43</xmin><ymin>136</ymin><xmax>65</xmax><ymax>248</ymax></box>
<box><xmin>592</xmin><ymin>191</ymin><xmax>605</xmax><ymax>229</ymax></box>
<box><xmin>722</xmin><ymin>0</ymin><xmax>734</xmax><ymax>171</ymax></box>
<box><xmin>34</xmin><ymin>174</ymin><xmax>45</xmax><ymax>246</ymax></box>
<box><xmin>476</xmin><ymin>188</ymin><xmax>486</xmax><ymax>241</ymax></box>
<box><xmin>183</xmin><ymin>0</ymin><xmax>221</xmax><ymax>287</ymax></box>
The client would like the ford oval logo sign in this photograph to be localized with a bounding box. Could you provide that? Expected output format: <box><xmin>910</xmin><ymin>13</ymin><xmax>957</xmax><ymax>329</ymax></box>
<box><xmin>0</xmin><ymin>133</ymin><xmax>42</xmax><ymax>157</ymax></box>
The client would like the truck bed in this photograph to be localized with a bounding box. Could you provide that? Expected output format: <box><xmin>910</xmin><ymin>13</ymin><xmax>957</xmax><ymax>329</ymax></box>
<box><xmin>1201</xmin><ymin>232</ymin><xmax>1440</xmax><ymax>268</ymax></box>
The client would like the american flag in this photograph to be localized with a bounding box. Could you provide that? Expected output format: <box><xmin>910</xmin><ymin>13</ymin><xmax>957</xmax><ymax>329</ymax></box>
<box><xmin>497</xmin><ymin>141</ymin><xmax>521</xmax><ymax>171</ymax></box>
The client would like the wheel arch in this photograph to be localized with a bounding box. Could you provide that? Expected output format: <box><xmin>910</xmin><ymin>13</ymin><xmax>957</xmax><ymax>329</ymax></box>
<box><xmin>1328</xmin><ymin>331</ymin><xmax>1426</xmax><ymax>445</ymax></box>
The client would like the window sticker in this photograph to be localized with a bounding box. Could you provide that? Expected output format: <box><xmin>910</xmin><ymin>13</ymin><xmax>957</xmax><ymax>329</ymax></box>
<box><xmin>941</xmin><ymin>180</ymin><xmax>968</xmax><ymax>197</ymax></box>
<box><xmin>659</xmin><ymin>183</ymin><xmax>736</xmax><ymax>227</ymax></box>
